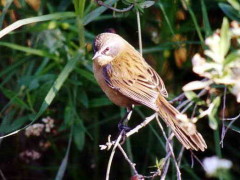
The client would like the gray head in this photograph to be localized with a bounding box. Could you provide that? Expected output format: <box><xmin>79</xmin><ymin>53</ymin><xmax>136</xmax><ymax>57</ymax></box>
<box><xmin>92</xmin><ymin>33</ymin><xmax>125</xmax><ymax>66</ymax></box>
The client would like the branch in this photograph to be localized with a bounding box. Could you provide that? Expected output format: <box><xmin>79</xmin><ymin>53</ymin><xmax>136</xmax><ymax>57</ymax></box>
<box><xmin>105</xmin><ymin>130</ymin><xmax>124</xmax><ymax>180</ymax></box>
<box><xmin>220</xmin><ymin>87</ymin><xmax>227</xmax><ymax>147</ymax></box>
<box><xmin>156</xmin><ymin>116</ymin><xmax>182</xmax><ymax>180</ymax></box>
<box><xmin>96</xmin><ymin>1</ymin><xmax>134</xmax><ymax>13</ymax></box>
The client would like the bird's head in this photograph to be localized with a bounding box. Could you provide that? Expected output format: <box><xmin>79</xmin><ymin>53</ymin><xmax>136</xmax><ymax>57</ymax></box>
<box><xmin>92</xmin><ymin>33</ymin><xmax>125</xmax><ymax>66</ymax></box>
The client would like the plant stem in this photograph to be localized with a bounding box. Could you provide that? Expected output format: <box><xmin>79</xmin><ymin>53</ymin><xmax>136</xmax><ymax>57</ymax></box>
<box><xmin>136</xmin><ymin>10</ymin><xmax>142</xmax><ymax>55</ymax></box>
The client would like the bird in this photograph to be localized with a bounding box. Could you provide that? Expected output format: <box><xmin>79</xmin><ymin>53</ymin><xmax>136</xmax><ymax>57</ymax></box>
<box><xmin>92</xmin><ymin>32</ymin><xmax>207</xmax><ymax>151</ymax></box>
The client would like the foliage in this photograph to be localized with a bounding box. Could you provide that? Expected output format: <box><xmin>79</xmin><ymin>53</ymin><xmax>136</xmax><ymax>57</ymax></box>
<box><xmin>0</xmin><ymin>0</ymin><xmax>240</xmax><ymax>179</ymax></box>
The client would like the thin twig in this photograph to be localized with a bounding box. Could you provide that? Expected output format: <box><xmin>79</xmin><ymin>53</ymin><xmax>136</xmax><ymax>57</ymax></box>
<box><xmin>177</xmin><ymin>88</ymin><xmax>208</xmax><ymax>110</ymax></box>
<box><xmin>96</xmin><ymin>1</ymin><xmax>134</xmax><ymax>12</ymax></box>
<box><xmin>190</xmin><ymin>151</ymin><xmax>204</xmax><ymax>168</ymax></box>
<box><xmin>161</xmin><ymin>155</ymin><xmax>171</xmax><ymax>180</ymax></box>
<box><xmin>100</xmin><ymin>113</ymin><xmax>157</xmax><ymax>150</ymax></box>
<box><xmin>106</xmin><ymin>131</ymin><xmax>124</xmax><ymax>180</ymax></box>
<box><xmin>156</xmin><ymin>116</ymin><xmax>182</xmax><ymax>180</ymax></box>
<box><xmin>220</xmin><ymin>113</ymin><xmax>240</xmax><ymax>143</ymax></box>
<box><xmin>117</xmin><ymin>144</ymin><xmax>138</xmax><ymax>175</ymax></box>
<box><xmin>0</xmin><ymin>169</ymin><xmax>6</xmax><ymax>180</ymax></box>
<box><xmin>222</xmin><ymin>113</ymin><xmax>240</xmax><ymax>121</ymax></box>
<box><xmin>177</xmin><ymin>146</ymin><xmax>185</xmax><ymax>167</ymax></box>
<box><xmin>220</xmin><ymin>87</ymin><xmax>227</xmax><ymax>147</ymax></box>
<box><xmin>169</xmin><ymin>92</ymin><xmax>186</xmax><ymax>104</ymax></box>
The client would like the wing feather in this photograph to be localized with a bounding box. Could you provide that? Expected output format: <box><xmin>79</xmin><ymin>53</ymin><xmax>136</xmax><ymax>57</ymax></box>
<box><xmin>102</xmin><ymin>54</ymin><xmax>168</xmax><ymax>110</ymax></box>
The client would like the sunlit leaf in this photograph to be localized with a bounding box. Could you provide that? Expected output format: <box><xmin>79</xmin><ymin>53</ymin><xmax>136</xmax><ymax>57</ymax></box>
<box><xmin>139</xmin><ymin>1</ymin><xmax>155</xmax><ymax>9</ymax></box>
<box><xmin>220</xmin><ymin>18</ymin><xmax>231</xmax><ymax>60</ymax></box>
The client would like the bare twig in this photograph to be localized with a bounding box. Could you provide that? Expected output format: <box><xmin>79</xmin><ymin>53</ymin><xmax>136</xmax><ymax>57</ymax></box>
<box><xmin>96</xmin><ymin>1</ymin><xmax>134</xmax><ymax>12</ymax></box>
<box><xmin>220</xmin><ymin>87</ymin><xmax>227</xmax><ymax>147</ymax></box>
<box><xmin>161</xmin><ymin>149</ymin><xmax>172</xmax><ymax>180</ymax></box>
<box><xmin>220</xmin><ymin>112</ymin><xmax>240</xmax><ymax>143</ymax></box>
<box><xmin>106</xmin><ymin>131</ymin><xmax>124</xmax><ymax>180</ymax></box>
<box><xmin>100</xmin><ymin>113</ymin><xmax>157</xmax><ymax>150</ymax></box>
<box><xmin>190</xmin><ymin>151</ymin><xmax>204</xmax><ymax>168</ymax></box>
<box><xmin>169</xmin><ymin>93</ymin><xmax>186</xmax><ymax>104</ymax></box>
<box><xmin>0</xmin><ymin>169</ymin><xmax>6</xmax><ymax>180</ymax></box>
<box><xmin>177</xmin><ymin>88</ymin><xmax>208</xmax><ymax>110</ymax></box>
<box><xmin>156</xmin><ymin>116</ymin><xmax>182</xmax><ymax>180</ymax></box>
<box><xmin>177</xmin><ymin>146</ymin><xmax>185</xmax><ymax>167</ymax></box>
<box><xmin>117</xmin><ymin>144</ymin><xmax>140</xmax><ymax>176</ymax></box>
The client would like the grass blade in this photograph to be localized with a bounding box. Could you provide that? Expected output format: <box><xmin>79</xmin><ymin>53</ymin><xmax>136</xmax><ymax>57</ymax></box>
<box><xmin>55</xmin><ymin>124</ymin><xmax>73</xmax><ymax>180</ymax></box>
<box><xmin>0</xmin><ymin>53</ymin><xmax>81</xmax><ymax>139</ymax></box>
<box><xmin>0</xmin><ymin>12</ymin><xmax>76</xmax><ymax>39</ymax></box>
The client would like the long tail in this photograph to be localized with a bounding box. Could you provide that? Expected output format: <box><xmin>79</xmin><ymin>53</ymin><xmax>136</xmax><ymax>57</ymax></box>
<box><xmin>156</xmin><ymin>96</ymin><xmax>207</xmax><ymax>151</ymax></box>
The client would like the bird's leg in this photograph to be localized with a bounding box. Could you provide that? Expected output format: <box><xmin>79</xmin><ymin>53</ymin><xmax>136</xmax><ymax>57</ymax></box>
<box><xmin>118</xmin><ymin>105</ymin><xmax>134</xmax><ymax>132</ymax></box>
<box><xmin>118</xmin><ymin>105</ymin><xmax>134</xmax><ymax>144</ymax></box>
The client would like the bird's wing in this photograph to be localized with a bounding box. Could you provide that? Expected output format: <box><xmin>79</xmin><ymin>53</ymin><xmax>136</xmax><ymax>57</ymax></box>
<box><xmin>102</xmin><ymin>56</ymin><xmax>168</xmax><ymax>111</ymax></box>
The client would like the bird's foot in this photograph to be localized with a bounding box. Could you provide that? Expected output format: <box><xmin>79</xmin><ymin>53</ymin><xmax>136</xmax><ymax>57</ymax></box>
<box><xmin>118</xmin><ymin>123</ymin><xmax>131</xmax><ymax>145</ymax></box>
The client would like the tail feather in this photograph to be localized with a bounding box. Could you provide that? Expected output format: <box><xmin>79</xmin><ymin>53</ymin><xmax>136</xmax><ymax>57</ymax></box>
<box><xmin>156</xmin><ymin>96</ymin><xmax>207</xmax><ymax>151</ymax></box>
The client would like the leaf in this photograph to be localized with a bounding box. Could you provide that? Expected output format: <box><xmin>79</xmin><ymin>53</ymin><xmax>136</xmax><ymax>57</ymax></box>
<box><xmin>0</xmin><ymin>53</ymin><xmax>81</xmax><ymax>139</ymax></box>
<box><xmin>227</xmin><ymin>0</ymin><xmax>240</xmax><ymax>11</ymax></box>
<box><xmin>201</xmin><ymin>0</ymin><xmax>212</xmax><ymax>37</ymax></box>
<box><xmin>208</xmin><ymin>97</ymin><xmax>221</xmax><ymax>130</ymax></box>
<box><xmin>220</xmin><ymin>18</ymin><xmax>231</xmax><ymax>60</ymax></box>
<box><xmin>0</xmin><ymin>86</ymin><xmax>31</xmax><ymax>110</ymax></box>
<box><xmin>219</xmin><ymin>3</ymin><xmax>240</xmax><ymax>22</ymax></box>
<box><xmin>89</xmin><ymin>97</ymin><xmax>112</xmax><ymax>108</ymax></box>
<box><xmin>55</xmin><ymin>125</ymin><xmax>73</xmax><ymax>180</ymax></box>
<box><xmin>0</xmin><ymin>42</ymin><xmax>58</xmax><ymax>60</ymax></box>
<box><xmin>183</xmin><ymin>80</ymin><xmax>212</xmax><ymax>91</ymax></box>
<box><xmin>73</xmin><ymin>119</ymin><xmax>85</xmax><ymax>151</ymax></box>
<box><xmin>64</xmin><ymin>104</ymin><xmax>74</xmax><ymax>127</ymax></box>
<box><xmin>83</xmin><ymin>0</ymin><xmax>117</xmax><ymax>25</ymax></box>
<box><xmin>224</xmin><ymin>50</ymin><xmax>240</xmax><ymax>66</ymax></box>
<box><xmin>79</xmin><ymin>89</ymin><xmax>89</xmax><ymax>108</ymax></box>
<box><xmin>0</xmin><ymin>12</ymin><xmax>76</xmax><ymax>39</ymax></box>
<box><xmin>75</xmin><ymin>68</ymin><xmax>97</xmax><ymax>84</ymax></box>
<box><xmin>139</xmin><ymin>1</ymin><xmax>155</xmax><ymax>9</ymax></box>
<box><xmin>184</xmin><ymin>91</ymin><xmax>198</xmax><ymax>101</ymax></box>
<box><xmin>0</xmin><ymin>0</ymin><xmax>13</xmax><ymax>29</ymax></box>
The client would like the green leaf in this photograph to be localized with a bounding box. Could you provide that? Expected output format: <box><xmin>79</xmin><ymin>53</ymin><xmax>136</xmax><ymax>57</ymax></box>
<box><xmin>220</xmin><ymin>18</ymin><xmax>231</xmax><ymax>60</ymax></box>
<box><xmin>73</xmin><ymin>119</ymin><xmax>85</xmax><ymax>151</ymax></box>
<box><xmin>184</xmin><ymin>91</ymin><xmax>198</xmax><ymax>101</ymax></box>
<box><xmin>55</xmin><ymin>125</ymin><xmax>73</xmax><ymax>180</ymax></box>
<box><xmin>75</xmin><ymin>68</ymin><xmax>97</xmax><ymax>84</ymax></box>
<box><xmin>219</xmin><ymin>3</ymin><xmax>240</xmax><ymax>22</ymax></box>
<box><xmin>83</xmin><ymin>0</ymin><xmax>117</xmax><ymax>25</ymax></box>
<box><xmin>0</xmin><ymin>86</ymin><xmax>31</xmax><ymax>110</ymax></box>
<box><xmin>89</xmin><ymin>97</ymin><xmax>112</xmax><ymax>108</ymax></box>
<box><xmin>224</xmin><ymin>50</ymin><xmax>240</xmax><ymax>66</ymax></box>
<box><xmin>0</xmin><ymin>42</ymin><xmax>58</xmax><ymax>59</ymax></box>
<box><xmin>0</xmin><ymin>12</ymin><xmax>76</xmax><ymax>39</ymax></box>
<box><xmin>0</xmin><ymin>0</ymin><xmax>13</xmax><ymax>29</ymax></box>
<box><xmin>201</xmin><ymin>0</ymin><xmax>212</xmax><ymax>37</ymax></box>
<box><xmin>227</xmin><ymin>0</ymin><xmax>240</xmax><ymax>11</ymax></box>
<box><xmin>64</xmin><ymin>104</ymin><xmax>75</xmax><ymax>127</ymax></box>
<box><xmin>79</xmin><ymin>89</ymin><xmax>89</xmax><ymax>108</ymax></box>
<box><xmin>0</xmin><ymin>53</ymin><xmax>81</xmax><ymax>139</ymax></box>
<box><xmin>208</xmin><ymin>97</ymin><xmax>221</xmax><ymax>130</ymax></box>
<box><xmin>139</xmin><ymin>1</ymin><xmax>155</xmax><ymax>9</ymax></box>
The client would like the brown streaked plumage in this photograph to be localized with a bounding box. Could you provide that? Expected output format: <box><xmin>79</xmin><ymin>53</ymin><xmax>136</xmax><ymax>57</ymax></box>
<box><xmin>92</xmin><ymin>32</ymin><xmax>207</xmax><ymax>151</ymax></box>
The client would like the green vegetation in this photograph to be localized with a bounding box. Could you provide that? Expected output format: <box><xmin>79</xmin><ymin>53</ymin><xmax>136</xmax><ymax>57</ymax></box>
<box><xmin>0</xmin><ymin>0</ymin><xmax>239</xmax><ymax>179</ymax></box>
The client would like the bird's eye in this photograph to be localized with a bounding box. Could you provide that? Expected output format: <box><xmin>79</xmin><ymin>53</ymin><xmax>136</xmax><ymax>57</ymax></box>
<box><xmin>102</xmin><ymin>47</ymin><xmax>110</xmax><ymax>54</ymax></box>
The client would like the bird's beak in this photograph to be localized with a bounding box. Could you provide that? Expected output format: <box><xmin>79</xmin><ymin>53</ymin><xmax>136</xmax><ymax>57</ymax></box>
<box><xmin>92</xmin><ymin>52</ymin><xmax>101</xmax><ymax>60</ymax></box>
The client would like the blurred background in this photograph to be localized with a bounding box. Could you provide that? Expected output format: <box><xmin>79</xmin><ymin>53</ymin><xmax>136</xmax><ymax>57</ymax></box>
<box><xmin>0</xmin><ymin>0</ymin><xmax>240</xmax><ymax>179</ymax></box>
